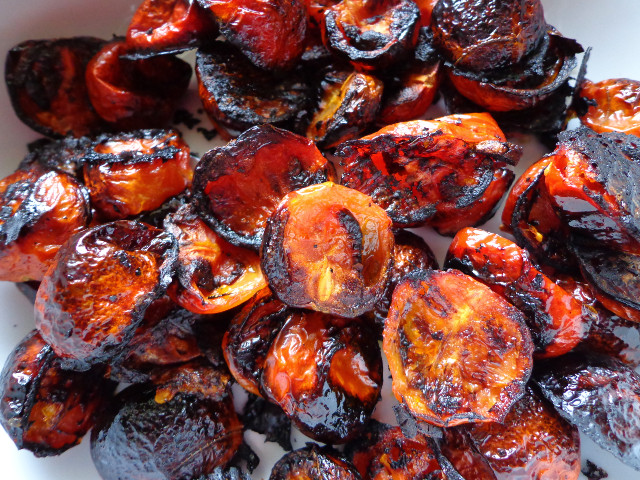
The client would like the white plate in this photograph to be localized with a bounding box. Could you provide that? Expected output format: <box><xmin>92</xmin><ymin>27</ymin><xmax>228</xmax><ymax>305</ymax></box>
<box><xmin>0</xmin><ymin>1</ymin><xmax>639</xmax><ymax>479</ymax></box>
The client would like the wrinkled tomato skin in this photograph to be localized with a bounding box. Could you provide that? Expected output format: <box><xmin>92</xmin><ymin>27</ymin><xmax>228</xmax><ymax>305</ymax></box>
<box><xmin>431</xmin><ymin>0</ymin><xmax>546</xmax><ymax>72</ymax></box>
<box><xmin>443</xmin><ymin>387</ymin><xmax>581</xmax><ymax>480</ymax></box>
<box><xmin>322</xmin><ymin>0</ymin><xmax>420</xmax><ymax>71</ymax></box>
<box><xmin>0</xmin><ymin>167</ymin><xmax>91</xmax><ymax>282</ymax></box>
<box><xmin>534</xmin><ymin>353</ymin><xmax>640</xmax><ymax>470</ymax></box>
<box><xmin>307</xmin><ymin>70</ymin><xmax>384</xmax><ymax>149</ymax></box>
<box><xmin>338</xmin><ymin>113</ymin><xmax>521</xmax><ymax>228</ymax></box>
<box><xmin>5</xmin><ymin>37</ymin><xmax>108</xmax><ymax>138</ymax></box>
<box><xmin>127</xmin><ymin>0</ymin><xmax>218</xmax><ymax>54</ymax></box>
<box><xmin>196</xmin><ymin>42</ymin><xmax>310</xmax><ymax>140</ymax></box>
<box><xmin>445</xmin><ymin>227</ymin><xmax>590</xmax><ymax>358</ymax></box>
<box><xmin>164</xmin><ymin>205</ymin><xmax>267</xmax><ymax>314</ymax></box>
<box><xmin>35</xmin><ymin>221</ymin><xmax>178</xmax><ymax>371</ymax></box>
<box><xmin>261</xmin><ymin>182</ymin><xmax>394</xmax><ymax>318</ymax></box>
<box><xmin>440</xmin><ymin>427</ymin><xmax>497</xmax><ymax>480</ymax></box>
<box><xmin>83</xmin><ymin>129</ymin><xmax>192</xmax><ymax>220</ymax></box>
<box><xmin>261</xmin><ymin>312</ymin><xmax>382</xmax><ymax>444</ymax></box>
<box><xmin>0</xmin><ymin>331</ymin><xmax>116</xmax><ymax>456</ymax></box>
<box><xmin>197</xmin><ymin>0</ymin><xmax>307</xmax><ymax>71</ymax></box>
<box><xmin>86</xmin><ymin>39</ymin><xmax>191</xmax><ymax>130</ymax></box>
<box><xmin>91</xmin><ymin>370</ymin><xmax>242</xmax><ymax>480</ymax></box>
<box><xmin>348</xmin><ymin>422</ymin><xmax>446</xmax><ymax>480</ymax></box>
<box><xmin>223</xmin><ymin>288</ymin><xmax>290</xmax><ymax>397</ymax></box>
<box><xmin>193</xmin><ymin>125</ymin><xmax>334</xmax><ymax>250</ymax></box>
<box><xmin>270</xmin><ymin>444</ymin><xmax>361</xmax><ymax>480</ymax></box>
<box><xmin>578</xmin><ymin>78</ymin><xmax>640</xmax><ymax>136</ymax></box>
<box><xmin>384</xmin><ymin>269</ymin><xmax>533</xmax><ymax>427</ymax></box>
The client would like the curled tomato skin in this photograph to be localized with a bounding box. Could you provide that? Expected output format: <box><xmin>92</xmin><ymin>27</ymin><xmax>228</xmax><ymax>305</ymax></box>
<box><xmin>193</xmin><ymin>125</ymin><xmax>334</xmax><ymax>250</ymax></box>
<box><xmin>35</xmin><ymin>221</ymin><xmax>178</xmax><ymax>371</ymax></box>
<box><xmin>164</xmin><ymin>205</ymin><xmax>267</xmax><ymax>314</ymax></box>
<box><xmin>270</xmin><ymin>444</ymin><xmax>361</xmax><ymax>480</ymax></box>
<box><xmin>431</xmin><ymin>0</ymin><xmax>546</xmax><ymax>73</ymax></box>
<box><xmin>5</xmin><ymin>37</ymin><xmax>108</xmax><ymax>138</ymax></box>
<box><xmin>337</xmin><ymin>113</ymin><xmax>521</xmax><ymax>228</ymax></box>
<box><xmin>0</xmin><ymin>331</ymin><xmax>116</xmax><ymax>457</ymax></box>
<box><xmin>83</xmin><ymin>129</ymin><xmax>193</xmax><ymax>220</ymax></box>
<box><xmin>383</xmin><ymin>269</ymin><xmax>533</xmax><ymax>427</ymax></box>
<box><xmin>91</xmin><ymin>364</ymin><xmax>242</xmax><ymax>480</ymax></box>
<box><xmin>578</xmin><ymin>78</ymin><xmax>640</xmax><ymax>136</ymax></box>
<box><xmin>85</xmin><ymin>39</ymin><xmax>191</xmax><ymax>130</ymax></box>
<box><xmin>126</xmin><ymin>0</ymin><xmax>218</xmax><ymax>55</ymax></box>
<box><xmin>348</xmin><ymin>422</ymin><xmax>447</xmax><ymax>480</ymax></box>
<box><xmin>322</xmin><ymin>0</ymin><xmax>420</xmax><ymax>71</ymax></box>
<box><xmin>442</xmin><ymin>386</ymin><xmax>581</xmax><ymax>480</ymax></box>
<box><xmin>197</xmin><ymin>0</ymin><xmax>307</xmax><ymax>71</ymax></box>
<box><xmin>0</xmin><ymin>166</ymin><xmax>91</xmax><ymax>282</ymax></box>
<box><xmin>261</xmin><ymin>182</ymin><xmax>394</xmax><ymax>318</ymax></box>
<box><xmin>261</xmin><ymin>311</ymin><xmax>382</xmax><ymax>444</ymax></box>
<box><xmin>196</xmin><ymin>42</ymin><xmax>310</xmax><ymax>140</ymax></box>
<box><xmin>445</xmin><ymin>227</ymin><xmax>591</xmax><ymax>358</ymax></box>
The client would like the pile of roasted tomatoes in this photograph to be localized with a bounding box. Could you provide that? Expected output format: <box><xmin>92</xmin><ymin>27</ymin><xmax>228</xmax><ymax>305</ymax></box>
<box><xmin>1</xmin><ymin>0</ymin><xmax>640</xmax><ymax>479</ymax></box>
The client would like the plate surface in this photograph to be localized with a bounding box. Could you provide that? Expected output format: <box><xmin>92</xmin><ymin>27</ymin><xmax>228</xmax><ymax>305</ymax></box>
<box><xmin>0</xmin><ymin>0</ymin><xmax>639</xmax><ymax>478</ymax></box>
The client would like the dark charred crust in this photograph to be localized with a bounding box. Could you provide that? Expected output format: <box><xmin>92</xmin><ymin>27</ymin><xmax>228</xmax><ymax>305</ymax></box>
<box><xmin>5</xmin><ymin>37</ymin><xmax>108</xmax><ymax>138</ymax></box>
<box><xmin>578</xmin><ymin>308</ymin><xmax>640</xmax><ymax>367</ymax></box>
<box><xmin>241</xmin><ymin>394</ymin><xmax>292</xmax><ymax>451</ymax></box>
<box><xmin>19</xmin><ymin>135</ymin><xmax>92</xmax><ymax>177</ymax></box>
<box><xmin>269</xmin><ymin>444</ymin><xmax>361</xmax><ymax>480</ymax></box>
<box><xmin>196</xmin><ymin>42</ymin><xmax>310</xmax><ymax>138</ymax></box>
<box><xmin>83</xmin><ymin>129</ymin><xmax>184</xmax><ymax>165</ymax></box>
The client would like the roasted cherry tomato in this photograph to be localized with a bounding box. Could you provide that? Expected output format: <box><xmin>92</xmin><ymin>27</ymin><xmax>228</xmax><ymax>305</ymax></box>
<box><xmin>35</xmin><ymin>220</ymin><xmax>178</xmax><ymax>370</ymax></box>
<box><xmin>307</xmin><ymin>69</ymin><xmax>384</xmax><ymax>149</ymax></box>
<box><xmin>384</xmin><ymin>269</ymin><xmax>533</xmax><ymax>427</ymax></box>
<box><xmin>197</xmin><ymin>0</ymin><xmax>307</xmax><ymax>71</ymax></box>
<box><xmin>445</xmin><ymin>227</ymin><xmax>591</xmax><ymax>357</ymax></box>
<box><xmin>322</xmin><ymin>0</ymin><xmax>420</xmax><ymax>71</ymax></box>
<box><xmin>165</xmin><ymin>204</ymin><xmax>267</xmax><ymax>314</ymax></box>
<box><xmin>83</xmin><ymin>129</ymin><xmax>193</xmax><ymax>220</ymax></box>
<box><xmin>193</xmin><ymin>125</ymin><xmax>334</xmax><ymax>249</ymax></box>
<box><xmin>91</xmin><ymin>363</ymin><xmax>242</xmax><ymax>479</ymax></box>
<box><xmin>196</xmin><ymin>42</ymin><xmax>310</xmax><ymax>140</ymax></box>
<box><xmin>337</xmin><ymin>113</ymin><xmax>521</xmax><ymax>229</ymax></box>
<box><xmin>261</xmin><ymin>182</ymin><xmax>394</xmax><ymax>318</ymax></box>
<box><xmin>0</xmin><ymin>166</ymin><xmax>91</xmax><ymax>282</ymax></box>
<box><xmin>0</xmin><ymin>331</ymin><xmax>115</xmax><ymax>457</ymax></box>
<box><xmin>5</xmin><ymin>37</ymin><xmax>107</xmax><ymax>137</ymax></box>
<box><xmin>442</xmin><ymin>386</ymin><xmax>581</xmax><ymax>480</ymax></box>
<box><xmin>18</xmin><ymin>136</ymin><xmax>91</xmax><ymax>177</ymax></box>
<box><xmin>578</xmin><ymin>78</ymin><xmax>640</xmax><ymax>136</ymax></box>
<box><xmin>126</xmin><ymin>0</ymin><xmax>218</xmax><ymax>55</ymax></box>
<box><xmin>261</xmin><ymin>310</ymin><xmax>382</xmax><ymax>443</ymax></box>
<box><xmin>86</xmin><ymin>39</ymin><xmax>191</xmax><ymax>130</ymax></box>
<box><xmin>269</xmin><ymin>444</ymin><xmax>361</xmax><ymax>480</ymax></box>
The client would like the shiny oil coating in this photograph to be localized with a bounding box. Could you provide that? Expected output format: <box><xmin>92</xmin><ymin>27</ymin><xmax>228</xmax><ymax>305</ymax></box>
<box><xmin>384</xmin><ymin>269</ymin><xmax>533</xmax><ymax>427</ymax></box>
<box><xmin>579</xmin><ymin>78</ymin><xmax>640</xmax><ymax>137</ymax></box>
<box><xmin>269</xmin><ymin>445</ymin><xmax>361</xmax><ymax>480</ymax></box>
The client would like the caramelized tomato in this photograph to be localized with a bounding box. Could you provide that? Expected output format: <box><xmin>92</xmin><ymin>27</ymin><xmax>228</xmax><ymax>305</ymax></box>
<box><xmin>579</xmin><ymin>78</ymin><xmax>640</xmax><ymax>136</ymax></box>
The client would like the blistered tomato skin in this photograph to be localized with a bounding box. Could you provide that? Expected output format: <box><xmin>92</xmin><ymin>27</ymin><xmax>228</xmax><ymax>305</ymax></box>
<box><xmin>383</xmin><ymin>269</ymin><xmax>533</xmax><ymax>427</ymax></box>
<box><xmin>0</xmin><ymin>167</ymin><xmax>91</xmax><ymax>282</ymax></box>
<box><xmin>5</xmin><ymin>37</ymin><xmax>108</xmax><ymax>138</ymax></box>
<box><xmin>534</xmin><ymin>353</ymin><xmax>640</xmax><ymax>470</ymax></box>
<box><xmin>269</xmin><ymin>444</ymin><xmax>361</xmax><ymax>480</ymax></box>
<box><xmin>578</xmin><ymin>78</ymin><xmax>640</xmax><ymax>136</ymax></box>
<box><xmin>83</xmin><ymin>129</ymin><xmax>192</xmax><ymax>220</ymax></box>
<box><xmin>193</xmin><ymin>125</ymin><xmax>334</xmax><ymax>250</ymax></box>
<box><xmin>18</xmin><ymin>136</ymin><xmax>92</xmax><ymax>177</ymax></box>
<box><xmin>337</xmin><ymin>113</ymin><xmax>521</xmax><ymax>228</ymax></box>
<box><xmin>197</xmin><ymin>0</ymin><xmax>307</xmax><ymax>71</ymax></box>
<box><xmin>322</xmin><ymin>0</ymin><xmax>420</xmax><ymax>71</ymax></box>
<box><xmin>431</xmin><ymin>0</ymin><xmax>546</xmax><ymax>72</ymax></box>
<box><xmin>91</xmin><ymin>365</ymin><xmax>242</xmax><ymax>480</ymax></box>
<box><xmin>126</xmin><ymin>0</ymin><xmax>218</xmax><ymax>55</ymax></box>
<box><xmin>85</xmin><ymin>39</ymin><xmax>192</xmax><ymax>130</ymax></box>
<box><xmin>261</xmin><ymin>182</ymin><xmax>394</xmax><ymax>318</ymax></box>
<box><xmin>348</xmin><ymin>422</ymin><xmax>446</xmax><ymax>480</ymax></box>
<box><xmin>445</xmin><ymin>227</ymin><xmax>590</xmax><ymax>358</ymax></box>
<box><xmin>35</xmin><ymin>221</ymin><xmax>178</xmax><ymax>371</ymax></box>
<box><xmin>164</xmin><ymin>204</ymin><xmax>267</xmax><ymax>314</ymax></box>
<box><xmin>261</xmin><ymin>311</ymin><xmax>382</xmax><ymax>444</ymax></box>
<box><xmin>0</xmin><ymin>331</ymin><xmax>115</xmax><ymax>456</ymax></box>
<box><xmin>443</xmin><ymin>387</ymin><xmax>581</xmax><ymax>480</ymax></box>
